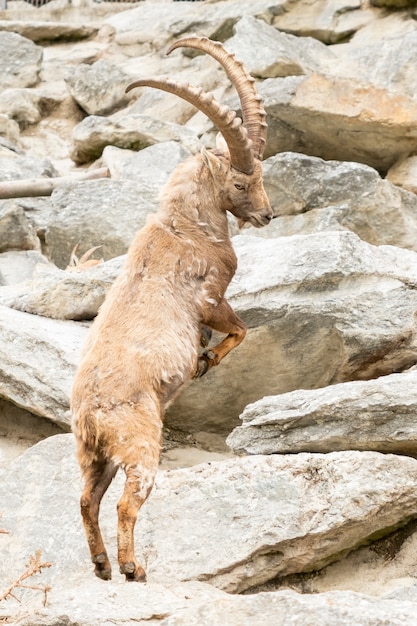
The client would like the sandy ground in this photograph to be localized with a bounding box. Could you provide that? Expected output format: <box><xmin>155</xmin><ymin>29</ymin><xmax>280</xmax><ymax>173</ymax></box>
<box><xmin>0</xmin><ymin>398</ymin><xmax>233</xmax><ymax>476</ymax></box>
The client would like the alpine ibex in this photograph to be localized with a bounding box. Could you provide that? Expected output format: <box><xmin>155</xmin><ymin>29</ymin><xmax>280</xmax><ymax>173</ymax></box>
<box><xmin>71</xmin><ymin>36</ymin><xmax>272</xmax><ymax>582</ymax></box>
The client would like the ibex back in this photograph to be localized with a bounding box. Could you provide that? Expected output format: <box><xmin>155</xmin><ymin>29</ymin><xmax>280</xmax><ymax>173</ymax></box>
<box><xmin>71</xmin><ymin>36</ymin><xmax>272</xmax><ymax>582</ymax></box>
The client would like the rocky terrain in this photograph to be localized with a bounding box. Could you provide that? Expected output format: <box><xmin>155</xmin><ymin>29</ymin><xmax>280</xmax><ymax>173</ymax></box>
<box><xmin>2</xmin><ymin>0</ymin><xmax>417</xmax><ymax>623</ymax></box>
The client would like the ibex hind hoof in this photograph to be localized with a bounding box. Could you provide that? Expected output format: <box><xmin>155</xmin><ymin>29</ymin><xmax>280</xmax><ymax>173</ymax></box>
<box><xmin>194</xmin><ymin>356</ymin><xmax>209</xmax><ymax>378</ymax></box>
<box><xmin>95</xmin><ymin>566</ymin><xmax>112</xmax><ymax>580</ymax></box>
<box><xmin>93</xmin><ymin>552</ymin><xmax>112</xmax><ymax>580</ymax></box>
<box><xmin>120</xmin><ymin>562</ymin><xmax>146</xmax><ymax>582</ymax></box>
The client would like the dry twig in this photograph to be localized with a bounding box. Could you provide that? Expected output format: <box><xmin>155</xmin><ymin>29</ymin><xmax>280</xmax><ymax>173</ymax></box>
<box><xmin>0</xmin><ymin>550</ymin><xmax>52</xmax><ymax>606</ymax></box>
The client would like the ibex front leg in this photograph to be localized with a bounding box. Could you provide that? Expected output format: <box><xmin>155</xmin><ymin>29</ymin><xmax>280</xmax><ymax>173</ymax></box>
<box><xmin>195</xmin><ymin>298</ymin><xmax>247</xmax><ymax>378</ymax></box>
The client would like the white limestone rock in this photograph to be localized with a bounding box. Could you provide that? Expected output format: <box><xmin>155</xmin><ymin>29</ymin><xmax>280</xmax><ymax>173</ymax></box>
<box><xmin>0</xmin><ymin>305</ymin><xmax>86</xmax><ymax>427</ymax></box>
<box><xmin>167</xmin><ymin>231</ymin><xmax>417</xmax><ymax>432</ymax></box>
<box><xmin>1</xmin><ymin>435</ymin><xmax>417</xmax><ymax>596</ymax></box>
<box><xmin>0</xmin><ymin>31</ymin><xmax>43</xmax><ymax>90</ymax></box>
<box><xmin>253</xmin><ymin>152</ymin><xmax>417</xmax><ymax>253</ymax></box>
<box><xmin>227</xmin><ymin>370</ymin><xmax>417</xmax><ymax>456</ymax></box>
<box><xmin>0</xmin><ymin>256</ymin><xmax>123</xmax><ymax>319</ymax></box>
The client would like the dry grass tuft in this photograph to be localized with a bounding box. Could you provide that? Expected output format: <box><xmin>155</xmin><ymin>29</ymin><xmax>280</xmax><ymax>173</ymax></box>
<box><xmin>0</xmin><ymin>514</ymin><xmax>52</xmax><ymax>607</ymax></box>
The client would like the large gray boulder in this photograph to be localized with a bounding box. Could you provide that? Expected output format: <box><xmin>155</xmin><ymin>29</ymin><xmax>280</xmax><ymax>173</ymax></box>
<box><xmin>2</xmin><ymin>434</ymin><xmax>417</xmax><ymax>595</ymax></box>
<box><xmin>0</xmin><ymin>31</ymin><xmax>43</xmax><ymax>89</ymax></box>
<box><xmin>0</xmin><ymin>256</ymin><xmax>123</xmax><ymax>319</ymax></box>
<box><xmin>3</xmin><ymin>231</ymin><xmax>417</xmax><ymax>434</ymax></box>
<box><xmin>102</xmin><ymin>0</ymin><xmax>285</xmax><ymax>49</ymax></box>
<box><xmin>45</xmin><ymin>179</ymin><xmax>155</xmax><ymax>267</ymax></box>
<box><xmin>71</xmin><ymin>113</ymin><xmax>199</xmax><ymax>164</ymax></box>
<box><xmin>332</xmin><ymin>31</ymin><xmax>417</xmax><ymax>99</ymax></box>
<box><xmin>64</xmin><ymin>60</ymin><xmax>133</xmax><ymax>116</ymax></box>
<box><xmin>258</xmin><ymin>73</ymin><xmax>417</xmax><ymax>170</ymax></box>
<box><xmin>168</xmin><ymin>231</ymin><xmax>417</xmax><ymax>432</ymax></box>
<box><xmin>257</xmin><ymin>152</ymin><xmax>417</xmax><ymax>253</ymax></box>
<box><xmin>225</xmin><ymin>15</ymin><xmax>337</xmax><ymax>78</ymax></box>
<box><xmin>227</xmin><ymin>370</ymin><xmax>417</xmax><ymax>456</ymax></box>
<box><xmin>272</xmin><ymin>0</ymin><xmax>375</xmax><ymax>43</ymax></box>
<box><xmin>46</xmin><ymin>141</ymin><xmax>192</xmax><ymax>267</ymax></box>
<box><xmin>0</xmin><ymin>305</ymin><xmax>86</xmax><ymax>428</ymax></box>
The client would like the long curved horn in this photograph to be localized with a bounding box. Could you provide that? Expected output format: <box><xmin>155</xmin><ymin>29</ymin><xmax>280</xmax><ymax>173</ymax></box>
<box><xmin>125</xmin><ymin>79</ymin><xmax>254</xmax><ymax>174</ymax></box>
<box><xmin>167</xmin><ymin>36</ymin><xmax>267</xmax><ymax>161</ymax></box>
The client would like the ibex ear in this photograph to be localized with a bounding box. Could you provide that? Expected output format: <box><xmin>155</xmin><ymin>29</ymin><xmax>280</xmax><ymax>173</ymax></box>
<box><xmin>215</xmin><ymin>132</ymin><xmax>230</xmax><ymax>157</ymax></box>
<box><xmin>201</xmin><ymin>147</ymin><xmax>224</xmax><ymax>177</ymax></box>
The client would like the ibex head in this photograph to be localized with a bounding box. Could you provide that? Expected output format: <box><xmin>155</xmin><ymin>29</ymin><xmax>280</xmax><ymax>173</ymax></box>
<box><xmin>126</xmin><ymin>36</ymin><xmax>272</xmax><ymax>228</ymax></box>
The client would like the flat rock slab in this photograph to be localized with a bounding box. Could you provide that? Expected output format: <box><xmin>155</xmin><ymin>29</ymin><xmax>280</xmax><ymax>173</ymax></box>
<box><xmin>0</xmin><ymin>20</ymin><xmax>98</xmax><ymax>43</ymax></box>
<box><xmin>1</xmin><ymin>579</ymin><xmax>225</xmax><ymax>626</ymax></box>
<box><xmin>160</xmin><ymin>588</ymin><xmax>417</xmax><ymax>626</ymax></box>
<box><xmin>5</xmin><ymin>582</ymin><xmax>417</xmax><ymax>626</ymax></box>
<box><xmin>2</xmin><ymin>434</ymin><xmax>417</xmax><ymax>595</ymax></box>
<box><xmin>70</xmin><ymin>113</ymin><xmax>199</xmax><ymax>164</ymax></box>
<box><xmin>227</xmin><ymin>370</ymin><xmax>417</xmax><ymax>456</ymax></box>
<box><xmin>102</xmin><ymin>0</ymin><xmax>284</xmax><ymax>48</ymax></box>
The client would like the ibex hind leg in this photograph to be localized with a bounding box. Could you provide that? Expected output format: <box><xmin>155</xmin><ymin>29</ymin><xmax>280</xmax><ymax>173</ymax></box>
<box><xmin>79</xmin><ymin>458</ymin><xmax>117</xmax><ymax>580</ymax></box>
<box><xmin>111</xmin><ymin>401</ymin><xmax>162</xmax><ymax>581</ymax></box>
<box><xmin>117</xmin><ymin>460</ymin><xmax>159</xmax><ymax>581</ymax></box>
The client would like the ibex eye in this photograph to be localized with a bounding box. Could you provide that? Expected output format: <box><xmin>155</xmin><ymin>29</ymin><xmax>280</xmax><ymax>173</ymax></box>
<box><xmin>234</xmin><ymin>184</ymin><xmax>245</xmax><ymax>191</ymax></box>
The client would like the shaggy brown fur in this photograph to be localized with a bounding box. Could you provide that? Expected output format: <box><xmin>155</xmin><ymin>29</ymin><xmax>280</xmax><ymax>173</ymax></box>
<box><xmin>71</xmin><ymin>60</ymin><xmax>271</xmax><ymax>582</ymax></box>
<box><xmin>71</xmin><ymin>149</ymin><xmax>271</xmax><ymax>581</ymax></box>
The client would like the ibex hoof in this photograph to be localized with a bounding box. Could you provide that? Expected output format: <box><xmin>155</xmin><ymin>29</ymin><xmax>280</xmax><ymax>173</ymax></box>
<box><xmin>194</xmin><ymin>350</ymin><xmax>217</xmax><ymax>378</ymax></box>
<box><xmin>95</xmin><ymin>566</ymin><xmax>112</xmax><ymax>581</ymax></box>
<box><xmin>120</xmin><ymin>562</ymin><xmax>147</xmax><ymax>582</ymax></box>
<box><xmin>93</xmin><ymin>552</ymin><xmax>112</xmax><ymax>580</ymax></box>
<box><xmin>194</xmin><ymin>356</ymin><xmax>210</xmax><ymax>378</ymax></box>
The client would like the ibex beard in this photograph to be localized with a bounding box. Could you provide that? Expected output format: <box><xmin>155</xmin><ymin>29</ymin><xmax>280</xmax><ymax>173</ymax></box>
<box><xmin>71</xmin><ymin>36</ymin><xmax>272</xmax><ymax>582</ymax></box>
